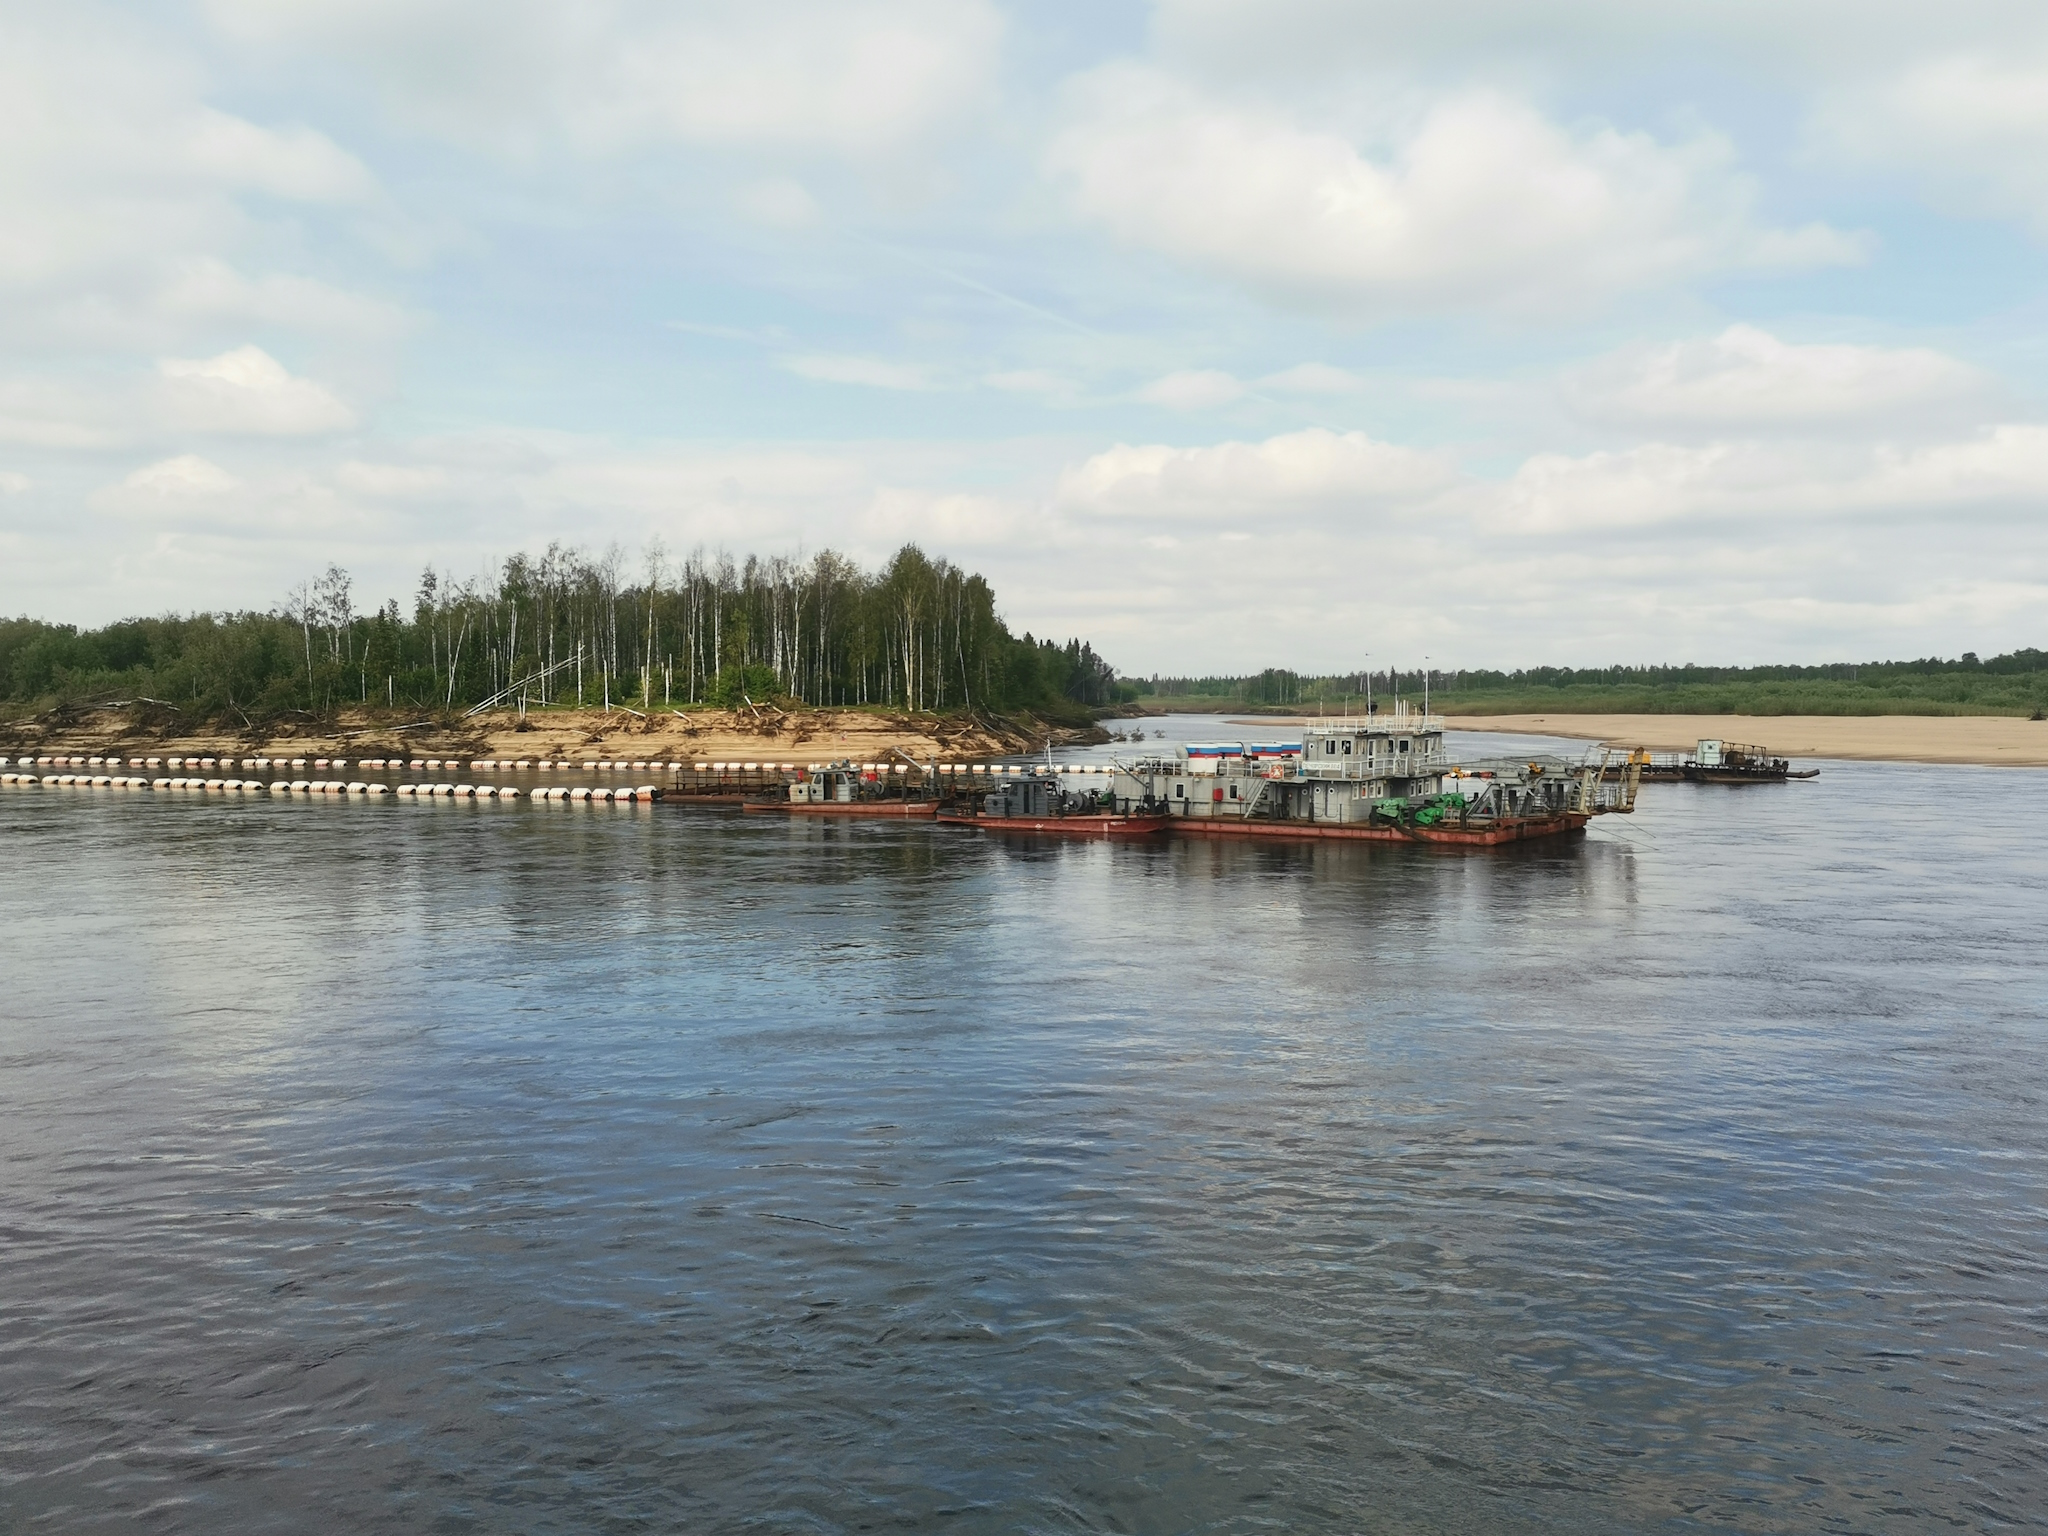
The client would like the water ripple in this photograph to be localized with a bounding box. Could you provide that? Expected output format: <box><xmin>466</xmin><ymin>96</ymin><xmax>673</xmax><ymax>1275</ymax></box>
<box><xmin>2</xmin><ymin>763</ymin><xmax>2045</xmax><ymax>1531</ymax></box>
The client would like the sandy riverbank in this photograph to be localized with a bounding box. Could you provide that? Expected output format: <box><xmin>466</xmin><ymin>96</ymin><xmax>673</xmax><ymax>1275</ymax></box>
<box><xmin>1451</xmin><ymin>714</ymin><xmax>2048</xmax><ymax>768</ymax></box>
<box><xmin>0</xmin><ymin>705</ymin><xmax>1100</xmax><ymax>766</ymax></box>
<box><xmin>1224</xmin><ymin>712</ymin><xmax>2048</xmax><ymax>766</ymax></box>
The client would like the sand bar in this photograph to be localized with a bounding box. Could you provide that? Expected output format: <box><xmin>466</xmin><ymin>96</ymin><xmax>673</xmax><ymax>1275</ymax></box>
<box><xmin>1</xmin><ymin>706</ymin><xmax>1098</xmax><ymax>767</ymax></box>
<box><xmin>1450</xmin><ymin>714</ymin><xmax>2048</xmax><ymax>768</ymax></box>
<box><xmin>1225</xmin><ymin>713</ymin><xmax>2048</xmax><ymax>766</ymax></box>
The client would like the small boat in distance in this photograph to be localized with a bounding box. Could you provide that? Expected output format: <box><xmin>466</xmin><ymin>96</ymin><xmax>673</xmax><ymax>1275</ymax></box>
<box><xmin>1598</xmin><ymin>740</ymin><xmax>1819</xmax><ymax>783</ymax></box>
<box><xmin>1684</xmin><ymin>740</ymin><xmax>1820</xmax><ymax>784</ymax></box>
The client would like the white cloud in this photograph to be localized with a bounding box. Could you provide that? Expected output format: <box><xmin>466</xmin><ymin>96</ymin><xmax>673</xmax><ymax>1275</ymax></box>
<box><xmin>204</xmin><ymin>0</ymin><xmax>1004</xmax><ymax>160</ymax></box>
<box><xmin>120</xmin><ymin>454</ymin><xmax>242</xmax><ymax>497</ymax></box>
<box><xmin>1056</xmin><ymin>428</ymin><xmax>1457</xmax><ymax>518</ymax></box>
<box><xmin>1136</xmin><ymin>369</ymin><xmax>1245</xmax><ymax>410</ymax></box>
<box><xmin>1564</xmin><ymin>326</ymin><xmax>1991</xmax><ymax>432</ymax></box>
<box><xmin>0</xmin><ymin>51</ymin><xmax>379</xmax><ymax>296</ymax></box>
<box><xmin>0</xmin><ymin>378</ymin><xmax>123</xmax><ymax>450</ymax></box>
<box><xmin>148</xmin><ymin>261</ymin><xmax>407</xmax><ymax>344</ymax></box>
<box><xmin>6</xmin><ymin>1</ymin><xmax>2044</xmax><ymax>669</ymax></box>
<box><xmin>1496</xmin><ymin>424</ymin><xmax>2048</xmax><ymax>535</ymax></box>
<box><xmin>283</xmin><ymin>433</ymin><xmax>1017</xmax><ymax>563</ymax></box>
<box><xmin>158</xmin><ymin>346</ymin><xmax>357</xmax><ymax>435</ymax></box>
<box><xmin>1497</xmin><ymin>442</ymin><xmax>1766</xmax><ymax>533</ymax></box>
<box><xmin>1048</xmin><ymin>70</ymin><xmax>1863</xmax><ymax>312</ymax></box>
<box><xmin>0</xmin><ymin>471</ymin><xmax>30</xmax><ymax>496</ymax></box>
<box><xmin>1172</xmin><ymin>7</ymin><xmax>2043</xmax><ymax>246</ymax></box>
<box><xmin>178</xmin><ymin>107</ymin><xmax>380</xmax><ymax>205</ymax></box>
<box><xmin>1053</xmin><ymin>416</ymin><xmax>2048</xmax><ymax>550</ymax></box>
<box><xmin>861</xmin><ymin>486</ymin><xmax>1009</xmax><ymax>549</ymax></box>
<box><xmin>14</xmin><ymin>433</ymin><xmax>1031</xmax><ymax>624</ymax></box>
<box><xmin>0</xmin><ymin>9</ymin><xmax>404</xmax><ymax>359</ymax></box>
<box><xmin>1021</xmin><ymin>415</ymin><xmax>2048</xmax><ymax>667</ymax></box>
<box><xmin>1867</xmin><ymin>424</ymin><xmax>2048</xmax><ymax>507</ymax></box>
<box><xmin>781</xmin><ymin>353</ymin><xmax>935</xmax><ymax>391</ymax></box>
<box><xmin>1260</xmin><ymin>363</ymin><xmax>1365</xmax><ymax>395</ymax></box>
<box><xmin>334</xmin><ymin>461</ymin><xmax>448</xmax><ymax>498</ymax></box>
<box><xmin>0</xmin><ymin>349</ymin><xmax>360</xmax><ymax>454</ymax></box>
<box><xmin>1150</xmin><ymin>2</ymin><xmax>2048</xmax><ymax>86</ymax></box>
<box><xmin>1815</xmin><ymin>53</ymin><xmax>2048</xmax><ymax>237</ymax></box>
<box><xmin>13</xmin><ymin>419</ymin><xmax>2048</xmax><ymax>668</ymax></box>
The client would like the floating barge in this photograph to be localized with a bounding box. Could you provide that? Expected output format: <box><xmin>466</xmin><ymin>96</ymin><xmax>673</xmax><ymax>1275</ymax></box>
<box><xmin>1167</xmin><ymin>811</ymin><xmax>1586</xmax><ymax>847</ymax></box>
<box><xmin>748</xmin><ymin>799</ymin><xmax>937</xmax><ymax>818</ymax></box>
<box><xmin>1685</xmin><ymin>740</ymin><xmax>1819</xmax><ymax>784</ymax></box>
<box><xmin>1597</xmin><ymin>740</ymin><xmax>1818</xmax><ymax>784</ymax></box>
<box><xmin>742</xmin><ymin>760</ymin><xmax>938</xmax><ymax>817</ymax></box>
<box><xmin>935</xmin><ymin>811</ymin><xmax>1170</xmax><ymax>838</ymax></box>
<box><xmin>935</xmin><ymin>775</ymin><xmax>1169</xmax><ymax>837</ymax></box>
<box><xmin>940</xmin><ymin>707</ymin><xmax>1636</xmax><ymax>847</ymax></box>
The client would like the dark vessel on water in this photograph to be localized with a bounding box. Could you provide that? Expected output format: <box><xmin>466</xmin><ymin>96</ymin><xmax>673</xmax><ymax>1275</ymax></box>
<box><xmin>1683</xmin><ymin>739</ymin><xmax>1819</xmax><ymax>783</ymax></box>
<box><xmin>941</xmin><ymin>708</ymin><xmax>1639</xmax><ymax>847</ymax></box>
<box><xmin>743</xmin><ymin>759</ymin><xmax>939</xmax><ymax>817</ymax></box>
<box><xmin>935</xmin><ymin>772</ymin><xmax>1169</xmax><ymax>837</ymax></box>
<box><xmin>1602</xmin><ymin>739</ymin><xmax>1819</xmax><ymax>784</ymax></box>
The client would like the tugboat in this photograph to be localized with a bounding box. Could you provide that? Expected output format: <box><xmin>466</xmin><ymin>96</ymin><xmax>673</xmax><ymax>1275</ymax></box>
<box><xmin>1683</xmin><ymin>740</ymin><xmax>1820</xmax><ymax>784</ymax></box>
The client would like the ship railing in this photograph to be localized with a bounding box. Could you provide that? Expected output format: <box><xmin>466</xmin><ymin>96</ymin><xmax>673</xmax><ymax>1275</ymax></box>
<box><xmin>1108</xmin><ymin>753</ymin><xmax>1458</xmax><ymax>783</ymax></box>
<box><xmin>1292</xmin><ymin>750</ymin><xmax>1447</xmax><ymax>780</ymax></box>
<box><xmin>1448</xmin><ymin>753</ymin><xmax>1581</xmax><ymax>777</ymax></box>
<box><xmin>1302</xmin><ymin>711</ymin><xmax>1444</xmax><ymax>736</ymax></box>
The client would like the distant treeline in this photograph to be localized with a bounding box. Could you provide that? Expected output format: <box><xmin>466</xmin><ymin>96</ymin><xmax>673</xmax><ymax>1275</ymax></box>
<box><xmin>1132</xmin><ymin>652</ymin><xmax>2048</xmax><ymax>717</ymax></box>
<box><xmin>0</xmin><ymin>544</ymin><xmax>1120</xmax><ymax>725</ymax></box>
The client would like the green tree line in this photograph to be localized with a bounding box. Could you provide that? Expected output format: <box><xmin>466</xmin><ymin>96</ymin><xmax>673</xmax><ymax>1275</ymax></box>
<box><xmin>0</xmin><ymin>543</ymin><xmax>1120</xmax><ymax>725</ymax></box>
<box><xmin>1130</xmin><ymin>651</ymin><xmax>2048</xmax><ymax>716</ymax></box>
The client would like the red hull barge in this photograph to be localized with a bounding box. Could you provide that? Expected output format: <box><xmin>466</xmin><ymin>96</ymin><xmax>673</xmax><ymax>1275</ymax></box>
<box><xmin>743</xmin><ymin>800</ymin><xmax>938</xmax><ymax>818</ymax></box>
<box><xmin>1168</xmin><ymin>812</ymin><xmax>1588</xmax><ymax>847</ymax></box>
<box><xmin>936</xmin><ymin>812</ymin><xmax>1171</xmax><ymax>838</ymax></box>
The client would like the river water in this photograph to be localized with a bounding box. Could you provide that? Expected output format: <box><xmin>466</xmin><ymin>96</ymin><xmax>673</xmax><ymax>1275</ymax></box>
<box><xmin>2</xmin><ymin>729</ymin><xmax>2044</xmax><ymax>1533</ymax></box>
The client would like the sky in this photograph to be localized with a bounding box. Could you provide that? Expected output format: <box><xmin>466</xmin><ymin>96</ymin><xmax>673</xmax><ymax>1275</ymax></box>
<box><xmin>3</xmin><ymin>0</ymin><xmax>2047</xmax><ymax>673</ymax></box>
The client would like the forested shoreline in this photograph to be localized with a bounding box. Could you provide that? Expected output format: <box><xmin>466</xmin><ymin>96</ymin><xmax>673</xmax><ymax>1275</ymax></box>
<box><xmin>0</xmin><ymin>544</ymin><xmax>1121</xmax><ymax>728</ymax></box>
<box><xmin>1133</xmin><ymin>653</ymin><xmax>2048</xmax><ymax>718</ymax></box>
<box><xmin>11</xmin><ymin>542</ymin><xmax>2042</xmax><ymax>727</ymax></box>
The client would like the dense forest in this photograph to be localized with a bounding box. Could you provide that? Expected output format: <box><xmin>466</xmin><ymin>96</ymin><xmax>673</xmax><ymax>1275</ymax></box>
<box><xmin>1133</xmin><ymin>653</ymin><xmax>2048</xmax><ymax>717</ymax></box>
<box><xmin>13</xmin><ymin>546</ymin><xmax>2040</xmax><ymax>725</ymax></box>
<box><xmin>0</xmin><ymin>544</ymin><xmax>1121</xmax><ymax>726</ymax></box>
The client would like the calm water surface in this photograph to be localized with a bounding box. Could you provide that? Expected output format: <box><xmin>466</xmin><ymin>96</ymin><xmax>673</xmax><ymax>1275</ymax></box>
<box><xmin>2</xmin><ymin>737</ymin><xmax>2045</xmax><ymax>1533</ymax></box>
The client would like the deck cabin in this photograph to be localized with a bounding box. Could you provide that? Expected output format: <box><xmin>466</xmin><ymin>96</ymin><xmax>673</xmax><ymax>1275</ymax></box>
<box><xmin>1109</xmin><ymin>707</ymin><xmax>1448</xmax><ymax>823</ymax></box>
<box><xmin>982</xmin><ymin>775</ymin><xmax>1064</xmax><ymax>819</ymax></box>
<box><xmin>789</xmin><ymin>762</ymin><xmax>886</xmax><ymax>803</ymax></box>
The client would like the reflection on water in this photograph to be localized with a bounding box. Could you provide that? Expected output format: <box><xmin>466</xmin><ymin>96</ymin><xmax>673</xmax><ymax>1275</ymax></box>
<box><xmin>2</xmin><ymin>756</ymin><xmax>2044</xmax><ymax>1533</ymax></box>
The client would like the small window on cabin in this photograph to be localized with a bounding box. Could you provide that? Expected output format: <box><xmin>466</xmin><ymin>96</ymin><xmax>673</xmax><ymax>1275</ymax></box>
<box><xmin>1341</xmin><ymin>739</ymin><xmax>1352</xmax><ymax>754</ymax></box>
<box><xmin>1228</xmin><ymin>783</ymin><xmax>1239</xmax><ymax>799</ymax></box>
<box><xmin>1175</xmin><ymin>783</ymin><xmax>1185</xmax><ymax>798</ymax></box>
<box><xmin>1325</xmin><ymin>740</ymin><xmax>1336</xmax><ymax>755</ymax></box>
<box><xmin>1399</xmin><ymin>739</ymin><xmax>1410</xmax><ymax>753</ymax></box>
